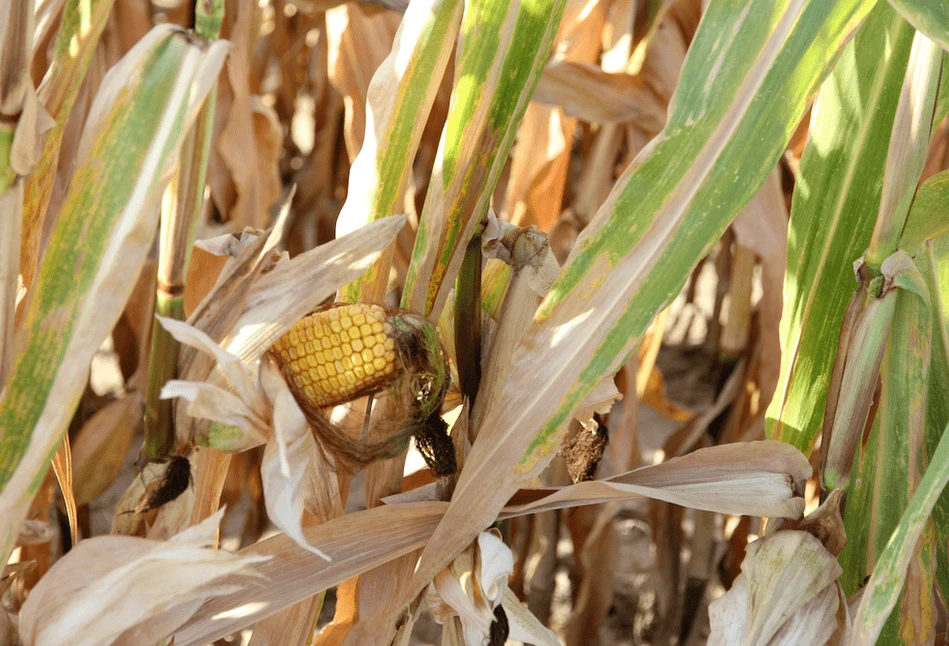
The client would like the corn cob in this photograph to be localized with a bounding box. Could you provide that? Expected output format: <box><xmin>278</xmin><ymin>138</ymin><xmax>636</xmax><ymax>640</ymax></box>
<box><xmin>269</xmin><ymin>303</ymin><xmax>398</xmax><ymax>410</ymax></box>
<box><xmin>268</xmin><ymin>302</ymin><xmax>455</xmax><ymax>475</ymax></box>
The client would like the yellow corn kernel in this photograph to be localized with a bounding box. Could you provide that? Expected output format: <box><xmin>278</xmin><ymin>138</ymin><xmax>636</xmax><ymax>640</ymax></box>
<box><xmin>270</xmin><ymin>303</ymin><xmax>398</xmax><ymax>410</ymax></box>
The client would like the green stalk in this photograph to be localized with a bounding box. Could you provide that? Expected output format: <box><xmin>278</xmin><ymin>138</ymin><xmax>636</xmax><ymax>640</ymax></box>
<box><xmin>820</xmin><ymin>272</ymin><xmax>896</xmax><ymax>492</ymax></box>
<box><xmin>0</xmin><ymin>128</ymin><xmax>14</xmax><ymax>194</ymax></box>
<box><xmin>850</xmin><ymin>415</ymin><xmax>949</xmax><ymax>644</ymax></box>
<box><xmin>194</xmin><ymin>0</ymin><xmax>224</xmax><ymax>40</ymax></box>
<box><xmin>142</xmin><ymin>32</ymin><xmax>220</xmax><ymax>461</ymax></box>
<box><xmin>454</xmin><ymin>232</ymin><xmax>483</xmax><ymax>403</ymax></box>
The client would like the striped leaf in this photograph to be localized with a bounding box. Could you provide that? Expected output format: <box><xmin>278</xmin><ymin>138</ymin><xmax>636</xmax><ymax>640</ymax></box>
<box><xmin>901</xmin><ymin>169</ymin><xmax>949</xmax><ymax>254</ymax></box>
<box><xmin>381</xmin><ymin>0</ymin><xmax>879</xmax><ymax>619</ymax></box>
<box><xmin>766</xmin><ymin>3</ymin><xmax>916</xmax><ymax>452</ymax></box>
<box><xmin>0</xmin><ymin>25</ymin><xmax>228</xmax><ymax>564</ymax></box>
<box><xmin>839</xmin><ymin>259</ymin><xmax>935</xmax><ymax>643</ymax></box>
<box><xmin>336</xmin><ymin>0</ymin><xmax>464</xmax><ymax>303</ymax></box>
<box><xmin>923</xmin><ymin>235</ymin><xmax>949</xmax><ymax>603</ymax></box>
<box><xmin>401</xmin><ymin>0</ymin><xmax>567</xmax><ymax>317</ymax></box>
<box><xmin>20</xmin><ymin>0</ymin><xmax>119</xmax><ymax>290</ymax></box>
<box><xmin>849</xmin><ymin>341</ymin><xmax>948</xmax><ymax>644</ymax></box>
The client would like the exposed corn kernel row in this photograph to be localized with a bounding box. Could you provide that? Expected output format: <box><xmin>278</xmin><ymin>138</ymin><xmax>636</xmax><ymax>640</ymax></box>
<box><xmin>270</xmin><ymin>303</ymin><xmax>398</xmax><ymax>409</ymax></box>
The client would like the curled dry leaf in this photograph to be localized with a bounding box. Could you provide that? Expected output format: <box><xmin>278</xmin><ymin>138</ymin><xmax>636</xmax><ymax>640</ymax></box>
<box><xmin>426</xmin><ymin>530</ymin><xmax>559</xmax><ymax>646</ymax></box>
<box><xmin>708</xmin><ymin>530</ymin><xmax>844</xmax><ymax>646</ymax></box>
<box><xmin>501</xmin><ymin>588</ymin><xmax>562</xmax><ymax>646</ymax></box>
<box><xmin>259</xmin><ymin>358</ymin><xmax>331</xmax><ymax>560</ymax></box>
<box><xmin>385</xmin><ymin>440</ymin><xmax>811</xmax><ymax>520</ymax></box>
<box><xmin>159</xmin><ymin>318</ymin><xmax>330</xmax><ymax>559</ymax></box>
<box><xmin>499</xmin><ymin>440</ymin><xmax>811</xmax><ymax>520</ymax></box>
<box><xmin>19</xmin><ymin>510</ymin><xmax>268</xmax><ymax>646</ymax></box>
<box><xmin>481</xmin><ymin>214</ymin><xmax>562</xmax><ymax>297</ymax></box>
<box><xmin>573</xmin><ymin>377</ymin><xmax>622</xmax><ymax>429</ymax></box>
<box><xmin>777</xmin><ymin>488</ymin><xmax>847</xmax><ymax>557</ymax></box>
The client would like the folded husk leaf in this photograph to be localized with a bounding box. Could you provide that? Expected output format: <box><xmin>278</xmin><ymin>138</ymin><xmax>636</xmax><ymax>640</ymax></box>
<box><xmin>19</xmin><ymin>509</ymin><xmax>268</xmax><ymax>646</ymax></box>
<box><xmin>708</xmin><ymin>530</ymin><xmax>843</xmax><ymax>646</ymax></box>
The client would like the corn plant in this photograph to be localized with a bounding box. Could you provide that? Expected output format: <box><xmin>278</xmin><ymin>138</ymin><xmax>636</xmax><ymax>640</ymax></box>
<box><xmin>4</xmin><ymin>0</ymin><xmax>949</xmax><ymax>644</ymax></box>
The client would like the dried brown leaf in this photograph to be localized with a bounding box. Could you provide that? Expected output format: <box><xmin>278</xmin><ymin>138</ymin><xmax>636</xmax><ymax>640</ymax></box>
<box><xmin>177</xmin><ymin>441</ymin><xmax>808</xmax><ymax>643</ymax></box>
<box><xmin>15</xmin><ymin>520</ymin><xmax>52</xmax><ymax>547</ymax></box>
<box><xmin>50</xmin><ymin>434</ymin><xmax>77</xmax><ymax>546</ymax></box>
<box><xmin>564</xmin><ymin>503</ymin><xmax>616</xmax><ymax>646</ymax></box>
<box><xmin>72</xmin><ymin>393</ymin><xmax>143</xmax><ymax>506</ymax></box>
<box><xmin>212</xmin><ymin>0</ymin><xmax>281</xmax><ymax>227</ymax></box>
<box><xmin>499</xmin><ymin>441</ymin><xmax>810</xmax><ymax>519</ymax></box>
<box><xmin>780</xmin><ymin>488</ymin><xmax>847</xmax><ymax>557</ymax></box>
<box><xmin>173</xmin><ymin>502</ymin><xmax>449</xmax><ymax>645</ymax></box>
<box><xmin>502</xmin><ymin>0</ymin><xmax>608</xmax><ymax>230</ymax></box>
<box><xmin>534</xmin><ymin>61</ymin><xmax>666</xmax><ymax>129</ymax></box>
<box><xmin>325</xmin><ymin>4</ymin><xmax>400</xmax><ymax>161</ymax></box>
<box><xmin>20</xmin><ymin>510</ymin><xmax>267</xmax><ymax>646</ymax></box>
<box><xmin>731</xmin><ymin>169</ymin><xmax>788</xmax><ymax>406</ymax></box>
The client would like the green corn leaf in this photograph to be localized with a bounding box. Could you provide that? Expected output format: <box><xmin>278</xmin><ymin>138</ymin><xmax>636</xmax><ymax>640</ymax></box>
<box><xmin>767</xmin><ymin>3</ymin><xmax>916</xmax><ymax>453</ymax></box>
<box><xmin>839</xmin><ymin>414</ymin><xmax>880</xmax><ymax>594</ymax></box>
<box><xmin>935</xmin><ymin>50</ymin><xmax>949</xmax><ymax>122</ymax></box>
<box><xmin>336</xmin><ymin>0</ymin><xmax>464</xmax><ymax>303</ymax></box>
<box><xmin>0</xmin><ymin>127</ymin><xmax>13</xmax><ymax>194</ymax></box>
<box><xmin>401</xmin><ymin>0</ymin><xmax>567</xmax><ymax>318</ymax></box>
<box><xmin>849</xmin><ymin>372</ymin><xmax>948</xmax><ymax>645</ymax></box>
<box><xmin>865</xmin><ymin>30</ymin><xmax>941</xmax><ymax>268</ymax></box>
<box><xmin>900</xmin><ymin>169</ymin><xmax>949</xmax><ymax>255</ymax></box>
<box><xmin>923</xmin><ymin>235</ymin><xmax>949</xmax><ymax>603</ymax></box>
<box><xmin>840</xmin><ymin>256</ymin><xmax>934</xmax><ymax>644</ymax></box>
<box><xmin>888</xmin><ymin>0</ymin><xmax>949</xmax><ymax>51</ymax></box>
<box><xmin>822</xmin><ymin>25</ymin><xmax>940</xmax><ymax>492</ymax></box>
<box><xmin>381</xmin><ymin>0</ymin><xmax>878</xmax><ymax>620</ymax></box>
<box><xmin>0</xmin><ymin>25</ymin><xmax>228</xmax><ymax>564</ymax></box>
<box><xmin>21</xmin><ymin>0</ymin><xmax>119</xmax><ymax>291</ymax></box>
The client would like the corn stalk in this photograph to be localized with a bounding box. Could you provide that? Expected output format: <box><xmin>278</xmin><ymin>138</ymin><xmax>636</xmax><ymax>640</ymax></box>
<box><xmin>143</xmin><ymin>0</ymin><xmax>225</xmax><ymax>462</ymax></box>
